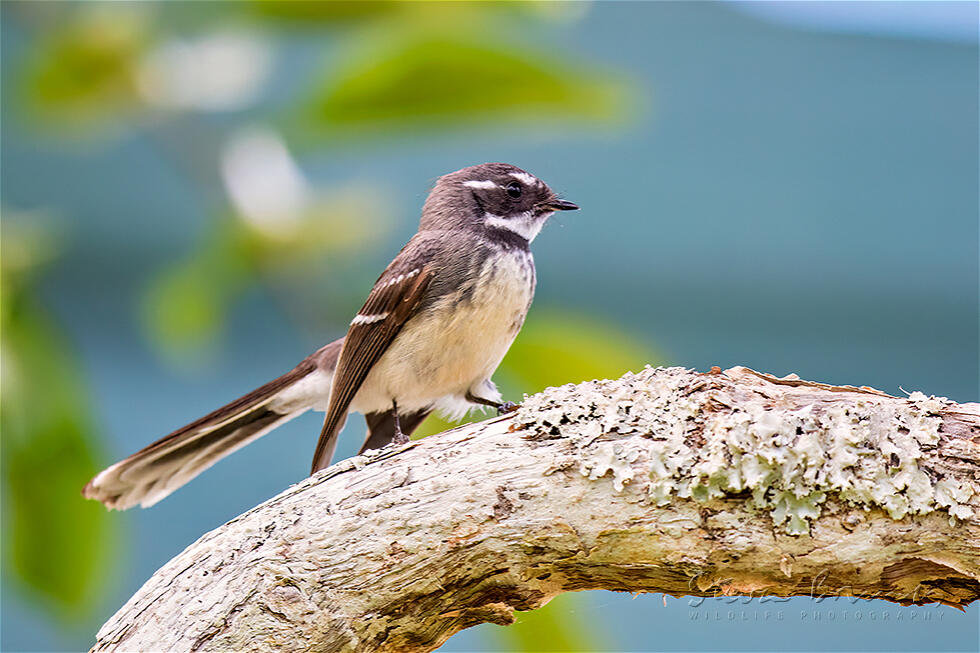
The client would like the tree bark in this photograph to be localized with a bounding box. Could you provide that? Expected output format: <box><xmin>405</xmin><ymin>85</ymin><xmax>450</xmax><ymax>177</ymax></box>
<box><xmin>92</xmin><ymin>366</ymin><xmax>980</xmax><ymax>653</ymax></box>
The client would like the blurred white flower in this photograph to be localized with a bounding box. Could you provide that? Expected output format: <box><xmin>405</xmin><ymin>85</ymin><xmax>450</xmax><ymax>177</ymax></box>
<box><xmin>220</xmin><ymin>127</ymin><xmax>311</xmax><ymax>235</ymax></box>
<box><xmin>138</xmin><ymin>32</ymin><xmax>272</xmax><ymax>111</ymax></box>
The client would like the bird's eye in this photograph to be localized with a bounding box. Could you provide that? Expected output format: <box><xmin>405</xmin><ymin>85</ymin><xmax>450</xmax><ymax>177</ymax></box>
<box><xmin>505</xmin><ymin>181</ymin><xmax>522</xmax><ymax>198</ymax></box>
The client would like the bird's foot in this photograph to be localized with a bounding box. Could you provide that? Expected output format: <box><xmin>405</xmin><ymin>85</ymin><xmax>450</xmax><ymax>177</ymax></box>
<box><xmin>391</xmin><ymin>430</ymin><xmax>411</xmax><ymax>446</ymax></box>
<box><xmin>497</xmin><ymin>401</ymin><xmax>520</xmax><ymax>415</ymax></box>
<box><xmin>465</xmin><ymin>391</ymin><xmax>520</xmax><ymax>416</ymax></box>
<box><xmin>389</xmin><ymin>399</ymin><xmax>410</xmax><ymax>446</ymax></box>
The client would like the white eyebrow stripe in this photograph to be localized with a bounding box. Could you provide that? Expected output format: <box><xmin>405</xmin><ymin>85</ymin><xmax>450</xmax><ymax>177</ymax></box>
<box><xmin>463</xmin><ymin>180</ymin><xmax>498</xmax><ymax>190</ymax></box>
<box><xmin>509</xmin><ymin>172</ymin><xmax>539</xmax><ymax>187</ymax></box>
<box><xmin>351</xmin><ymin>312</ymin><xmax>389</xmax><ymax>325</ymax></box>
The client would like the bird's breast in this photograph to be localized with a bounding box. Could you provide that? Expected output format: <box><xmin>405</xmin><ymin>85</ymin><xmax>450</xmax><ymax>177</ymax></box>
<box><xmin>352</xmin><ymin>250</ymin><xmax>535</xmax><ymax>414</ymax></box>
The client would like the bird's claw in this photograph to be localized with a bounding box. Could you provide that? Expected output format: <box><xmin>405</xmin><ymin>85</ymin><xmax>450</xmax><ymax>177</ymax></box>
<box><xmin>497</xmin><ymin>401</ymin><xmax>520</xmax><ymax>415</ymax></box>
<box><xmin>391</xmin><ymin>431</ymin><xmax>411</xmax><ymax>446</ymax></box>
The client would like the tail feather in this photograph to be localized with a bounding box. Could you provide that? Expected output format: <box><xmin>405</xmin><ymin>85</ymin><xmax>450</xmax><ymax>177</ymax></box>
<box><xmin>101</xmin><ymin>408</ymin><xmax>296</xmax><ymax>509</ymax></box>
<box><xmin>83</xmin><ymin>340</ymin><xmax>342</xmax><ymax>510</ymax></box>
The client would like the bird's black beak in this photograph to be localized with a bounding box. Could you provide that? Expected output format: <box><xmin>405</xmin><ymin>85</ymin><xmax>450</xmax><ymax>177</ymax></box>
<box><xmin>545</xmin><ymin>199</ymin><xmax>579</xmax><ymax>211</ymax></box>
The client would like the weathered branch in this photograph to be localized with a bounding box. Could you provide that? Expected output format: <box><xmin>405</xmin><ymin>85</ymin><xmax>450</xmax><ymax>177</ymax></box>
<box><xmin>92</xmin><ymin>366</ymin><xmax>980</xmax><ymax>652</ymax></box>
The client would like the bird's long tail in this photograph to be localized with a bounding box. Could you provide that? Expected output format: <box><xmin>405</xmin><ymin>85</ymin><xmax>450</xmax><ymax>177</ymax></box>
<box><xmin>82</xmin><ymin>339</ymin><xmax>342</xmax><ymax>510</ymax></box>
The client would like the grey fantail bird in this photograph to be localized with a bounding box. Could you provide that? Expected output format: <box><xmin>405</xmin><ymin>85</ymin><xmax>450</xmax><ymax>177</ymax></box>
<box><xmin>83</xmin><ymin>163</ymin><xmax>578</xmax><ymax>509</ymax></box>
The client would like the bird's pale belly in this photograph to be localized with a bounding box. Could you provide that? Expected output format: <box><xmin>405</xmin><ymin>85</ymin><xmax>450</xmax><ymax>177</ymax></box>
<box><xmin>350</xmin><ymin>252</ymin><xmax>535</xmax><ymax>418</ymax></box>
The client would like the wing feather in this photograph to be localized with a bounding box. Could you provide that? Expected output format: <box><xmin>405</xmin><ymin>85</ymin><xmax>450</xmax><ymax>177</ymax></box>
<box><xmin>311</xmin><ymin>265</ymin><xmax>434</xmax><ymax>472</ymax></box>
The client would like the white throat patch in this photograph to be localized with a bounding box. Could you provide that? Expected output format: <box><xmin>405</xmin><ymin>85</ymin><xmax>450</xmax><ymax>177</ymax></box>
<box><xmin>484</xmin><ymin>211</ymin><xmax>551</xmax><ymax>242</ymax></box>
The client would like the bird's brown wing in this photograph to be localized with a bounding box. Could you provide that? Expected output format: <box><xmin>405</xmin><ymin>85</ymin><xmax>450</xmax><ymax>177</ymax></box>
<box><xmin>311</xmin><ymin>265</ymin><xmax>434</xmax><ymax>472</ymax></box>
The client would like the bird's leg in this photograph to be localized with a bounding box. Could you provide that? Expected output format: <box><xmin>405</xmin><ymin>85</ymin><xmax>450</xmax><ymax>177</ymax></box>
<box><xmin>390</xmin><ymin>399</ymin><xmax>410</xmax><ymax>445</ymax></box>
<box><xmin>465</xmin><ymin>391</ymin><xmax>519</xmax><ymax>416</ymax></box>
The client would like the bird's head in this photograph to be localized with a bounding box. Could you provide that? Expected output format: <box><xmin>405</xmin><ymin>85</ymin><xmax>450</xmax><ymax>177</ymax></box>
<box><xmin>421</xmin><ymin>163</ymin><xmax>578</xmax><ymax>242</ymax></box>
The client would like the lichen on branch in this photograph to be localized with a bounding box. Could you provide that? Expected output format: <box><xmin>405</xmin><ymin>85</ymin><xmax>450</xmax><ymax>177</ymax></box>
<box><xmin>513</xmin><ymin>367</ymin><xmax>976</xmax><ymax>535</ymax></box>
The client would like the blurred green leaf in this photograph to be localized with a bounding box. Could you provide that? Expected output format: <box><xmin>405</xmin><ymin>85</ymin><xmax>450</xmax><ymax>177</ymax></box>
<box><xmin>298</xmin><ymin>34</ymin><xmax>630</xmax><ymax>142</ymax></box>
<box><xmin>1</xmin><ymin>222</ymin><xmax>119</xmax><ymax>620</ymax></box>
<box><xmin>248</xmin><ymin>1</ymin><xmax>572</xmax><ymax>29</ymax></box>
<box><xmin>492</xmin><ymin>592</ymin><xmax>602</xmax><ymax>652</ymax></box>
<box><xmin>22</xmin><ymin>7</ymin><xmax>149</xmax><ymax>129</ymax></box>
<box><xmin>141</xmin><ymin>221</ymin><xmax>253</xmax><ymax>363</ymax></box>
<box><xmin>499</xmin><ymin>308</ymin><xmax>659</xmax><ymax>393</ymax></box>
<box><xmin>249</xmin><ymin>0</ymin><xmax>406</xmax><ymax>25</ymax></box>
<box><xmin>237</xmin><ymin>185</ymin><xmax>391</xmax><ymax>268</ymax></box>
<box><xmin>141</xmin><ymin>186</ymin><xmax>389</xmax><ymax>363</ymax></box>
<box><xmin>142</xmin><ymin>255</ymin><xmax>238</xmax><ymax>358</ymax></box>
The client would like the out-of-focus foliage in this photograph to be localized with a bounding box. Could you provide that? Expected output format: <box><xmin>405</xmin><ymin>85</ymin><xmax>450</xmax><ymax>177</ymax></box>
<box><xmin>248</xmin><ymin>1</ymin><xmax>581</xmax><ymax>29</ymax></box>
<box><xmin>301</xmin><ymin>34</ymin><xmax>629</xmax><ymax>142</ymax></box>
<box><xmin>494</xmin><ymin>593</ymin><xmax>601</xmax><ymax>652</ymax></box>
<box><xmin>249</xmin><ymin>0</ymin><xmax>405</xmax><ymax>25</ymax></box>
<box><xmin>500</xmin><ymin>309</ymin><xmax>658</xmax><ymax>392</ymax></box>
<box><xmin>16</xmin><ymin>0</ymin><xmax>633</xmax><ymax>369</ymax></box>
<box><xmin>142</xmin><ymin>221</ymin><xmax>252</xmax><ymax>361</ymax></box>
<box><xmin>6</xmin><ymin>1</ymin><xmax>639</xmax><ymax>648</ymax></box>
<box><xmin>1</xmin><ymin>216</ymin><xmax>119</xmax><ymax>620</ymax></box>
<box><xmin>22</xmin><ymin>6</ymin><xmax>148</xmax><ymax>131</ymax></box>
<box><xmin>143</xmin><ymin>182</ymin><xmax>390</xmax><ymax>361</ymax></box>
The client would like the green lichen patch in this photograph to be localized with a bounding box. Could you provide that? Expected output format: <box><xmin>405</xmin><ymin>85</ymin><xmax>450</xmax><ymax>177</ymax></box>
<box><xmin>514</xmin><ymin>367</ymin><xmax>976</xmax><ymax>536</ymax></box>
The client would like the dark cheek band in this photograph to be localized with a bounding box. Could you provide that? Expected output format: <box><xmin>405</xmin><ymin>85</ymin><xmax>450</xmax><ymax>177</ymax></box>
<box><xmin>471</xmin><ymin>191</ymin><xmax>487</xmax><ymax>215</ymax></box>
